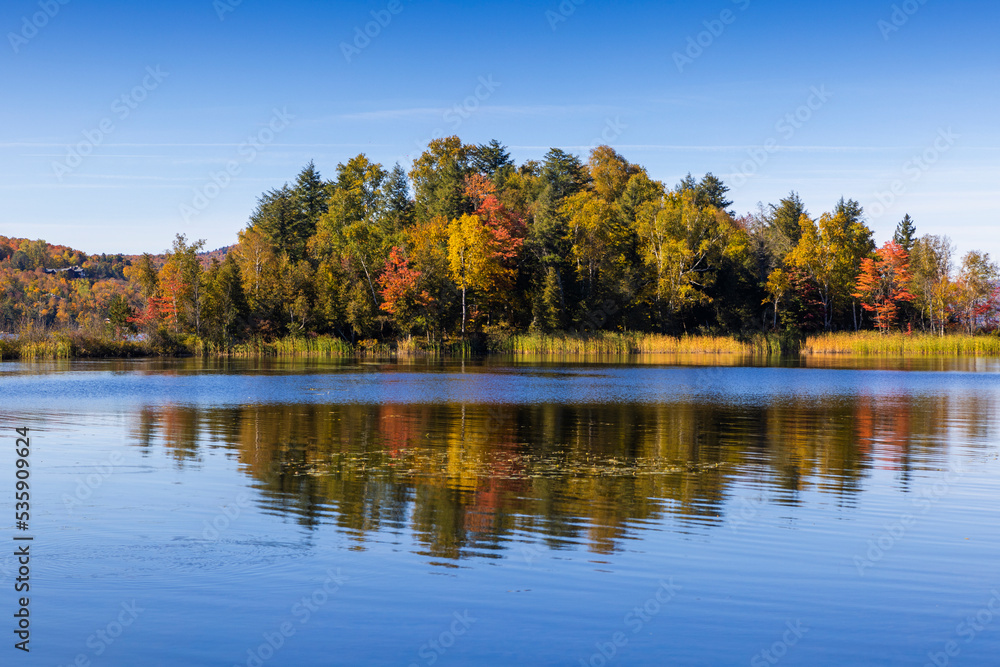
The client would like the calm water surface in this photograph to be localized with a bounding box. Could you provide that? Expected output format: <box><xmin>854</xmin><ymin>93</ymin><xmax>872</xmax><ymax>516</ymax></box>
<box><xmin>2</xmin><ymin>357</ymin><xmax>999</xmax><ymax>666</ymax></box>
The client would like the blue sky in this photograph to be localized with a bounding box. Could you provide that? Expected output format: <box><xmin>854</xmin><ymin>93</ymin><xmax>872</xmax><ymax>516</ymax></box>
<box><xmin>1</xmin><ymin>0</ymin><xmax>997</xmax><ymax>259</ymax></box>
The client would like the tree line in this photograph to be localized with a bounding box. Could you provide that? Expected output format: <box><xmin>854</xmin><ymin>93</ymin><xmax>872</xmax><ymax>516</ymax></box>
<box><xmin>4</xmin><ymin>138</ymin><xmax>998</xmax><ymax>344</ymax></box>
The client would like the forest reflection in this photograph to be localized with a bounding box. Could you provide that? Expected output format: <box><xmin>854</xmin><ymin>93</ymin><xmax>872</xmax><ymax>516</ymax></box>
<box><xmin>129</xmin><ymin>393</ymin><xmax>992</xmax><ymax>559</ymax></box>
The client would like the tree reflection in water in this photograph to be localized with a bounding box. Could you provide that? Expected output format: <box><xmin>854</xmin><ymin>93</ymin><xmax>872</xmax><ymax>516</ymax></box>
<box><xmin>129</xmin><ymin>392</ymin><xmax>986</xmax><ymax>560</ymax></box>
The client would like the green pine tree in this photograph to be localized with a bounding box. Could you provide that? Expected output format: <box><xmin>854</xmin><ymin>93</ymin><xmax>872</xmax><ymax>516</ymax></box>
<box><xmin>539</xmin><ymin>267</ymin><xmax>563</xmax><ymax>331</ymax></box>
<box><xmin>893</xmin><ymin>214</ymin><xmax>916</xmax><ymax>253</ymax></box>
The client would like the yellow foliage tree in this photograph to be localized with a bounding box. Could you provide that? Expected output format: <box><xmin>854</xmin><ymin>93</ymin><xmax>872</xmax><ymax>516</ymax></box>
<box><xmin>787</xmin><ymin>210</ymin><xmax>874</xmax><ymax>329</ymax></box>
<box><xmin>447</xmin><ymin>214</ymin><xmax>491</xmax><ymax>335</ymax></box>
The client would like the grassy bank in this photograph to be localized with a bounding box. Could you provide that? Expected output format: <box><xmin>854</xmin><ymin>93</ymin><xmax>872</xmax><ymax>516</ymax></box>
<box><xmin>803</xmin><ymin>332</ymin><xmax>1000</xmax><ymax>356</ymax></box>
<box><xmin>492</xmin><ymin>332</ymin><xmax>781</xmax><ymax>356</ymax></box>
<box><xmin>211</xmin><ymin>335</ymin><xmax>477</xmax><ymax>358</ymax></box>
<box><xmin>0</xmin><ymin>331</ymin><xmax>153</xmax><ymax>360</ymax></box>
<box><xmin>2</xmin><ymin>329</ymin><xmax>999</xmax><ymax>361</ymax></box>
<box><xmin>0</xmin><ymin>332</ymin><xmax>474</xmax><ymax>360</ymax></box>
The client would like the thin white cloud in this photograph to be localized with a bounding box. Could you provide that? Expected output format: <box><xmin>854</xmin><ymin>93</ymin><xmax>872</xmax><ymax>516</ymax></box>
<box><xmin>327</xmin><ymin>103</ymin><xmax>621</xmax><ymax>122</ymax></box>
<box><xmin>0</xmin><ymin>179</ymin><xmax>279</xmax><ymax>189</ymax></box>
<box><xmin>517</xmin><ymin>145</ymin><xmax>998</xmax><ymax>153</ymax></box>
<box><xmin>0</xmin><ymin>142</ymin><xmax>393</xmax><ymax>148</ymax></box>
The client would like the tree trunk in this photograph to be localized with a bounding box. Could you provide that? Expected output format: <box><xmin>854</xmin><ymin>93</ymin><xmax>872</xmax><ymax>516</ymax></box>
<box><xmin>358</xmin><ymin>254</ymin><xmax>379</xmax><ymax>308</ymax></box>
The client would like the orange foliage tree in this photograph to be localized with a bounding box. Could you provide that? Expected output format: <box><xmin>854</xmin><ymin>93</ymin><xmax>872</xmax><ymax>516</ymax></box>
<box><xmin>853</xmin><ymin>241</ymin><xmax>914</xmax><ymax>332</ymax></box>
<box><xmin>378</xmin><ymin>247</ymin><xmax>433</xmax><ymax>334</ymax></box>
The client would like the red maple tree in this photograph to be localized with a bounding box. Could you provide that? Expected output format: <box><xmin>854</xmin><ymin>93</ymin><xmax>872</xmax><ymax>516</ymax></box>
<box><xmin>474</xmin><ymin>194</ymin><xmax>526</xmax><ymax>264</ymax></box>
<box><xmin>854</xmin><ymin>241</ymin><xmax>914</xmax><ymax>332</ymax></box>
<box><xmin>378</xmin><ymin>247</ymin><xmax>438</xmax><ymax>338</ymax></box>
<box><xmin>379</xmin><ymin>248</ymin><xmax>428</xmax><ymax>315</ymax></box>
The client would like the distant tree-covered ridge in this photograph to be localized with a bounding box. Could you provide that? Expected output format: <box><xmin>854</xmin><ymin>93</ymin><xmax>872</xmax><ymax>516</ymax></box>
<box><xmin>2</xmin><ymin>139</ymin><xmax>998</xmax><ymax>347</ymax></box>
<box><xmin>0</xmin><ymin>235</ymin><xmax>226</xmax><ymax>334</ymax></box>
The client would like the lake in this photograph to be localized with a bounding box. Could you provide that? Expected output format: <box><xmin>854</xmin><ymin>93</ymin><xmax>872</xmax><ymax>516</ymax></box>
<box><xmin>2</xmin><ymin>356</ymin><xmax>999</xmax><ymax>666</ymax></box>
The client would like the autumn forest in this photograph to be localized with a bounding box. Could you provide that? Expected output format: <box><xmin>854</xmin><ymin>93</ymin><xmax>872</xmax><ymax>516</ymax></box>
<box><xmin>1</xmin><ymin>137</ymin><xmax>998</xmax><ymax>355</ymax></box>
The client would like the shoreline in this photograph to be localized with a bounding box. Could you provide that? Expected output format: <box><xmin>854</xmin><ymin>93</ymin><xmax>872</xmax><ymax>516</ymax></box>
<box><xmin>3</xmin><ymin>331</ymin><xmax>999</xmax><ymax>361</ymax></box>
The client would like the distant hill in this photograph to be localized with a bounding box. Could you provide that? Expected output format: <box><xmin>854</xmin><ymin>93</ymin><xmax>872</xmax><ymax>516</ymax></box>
<box><xmin>0</xmin><ymin>235</ymin><xmax>129</xmax><ymax>278</ymax></box>
<box><xmin>199</xmin><ymin>245</ymin><xmax>235</xmax><ymax>264</ymax></box>
<box><xmin>0</xmin><ymin>236</ymin><xmax>238</xmax><ymax>332</ymax></box>
<box><xmin>122</xmin><ymin>244</ymin><xmax>235</xmax><ymax>269</ymax></box>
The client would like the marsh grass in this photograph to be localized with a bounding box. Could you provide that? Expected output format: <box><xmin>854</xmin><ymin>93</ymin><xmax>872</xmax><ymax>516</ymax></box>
<box><xmin>4</xmin><ymin>331</ymin><xmax>151</xmax><ymax>360</ymax></box>
<box><xmin>2</xmin><ymin>328</ymin><xmax>998</xmax><ymax>360</ymax></box>
<box><xmin>493</xmin><ymin>332</ymin><xmax>782</xmax><ymax>356</ymax></box>
<box><xmin>218</xmin><ymin>336</ymin><xmax>357</xmax><ymax>358</ymax></box>
<box><xmin>804</xmin><ymin>332</ymin><xmax>1000</xmax><ymax>356</ymax></box>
